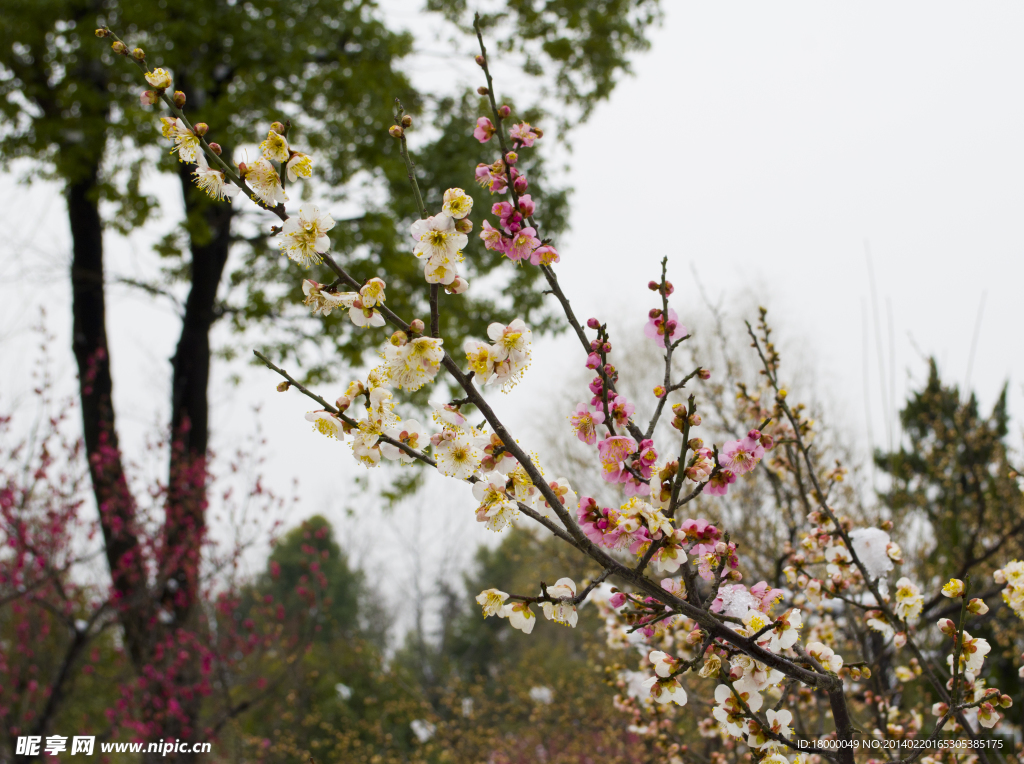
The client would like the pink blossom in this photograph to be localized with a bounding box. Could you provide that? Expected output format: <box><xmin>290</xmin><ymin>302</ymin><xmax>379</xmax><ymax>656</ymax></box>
<box><xmin>704</xmin><ymin>470</ymin><xmax>736</xmax><ymax>496</ymax></box>
<box><xmin>479</xmin><ymin>220</ymin><xmax>508</xmax><ymax>253</ymax></box>
<box><xmin>509</xmin><ymin>122</ymin><xmax>537</xmax><ymax>147</ymax></box>
<box><xmin>609</xmin><ymin>394</ymin><xmax>634</xmax><ymax>427</ymax></box>
<box><xmin>473</xmin><ymin>116</ymin><xmax>495</xmax><ymax>142</ymax></box>
<box><xmin>586</xmin><ymin>353</ymin><xmax>601</xmax><ymax>370</ymax></box>
<box><xmin>513</xmin><ymin>174</ymin><xmax>528</xmax><ymax>194</ymax></box>
<box><xmin>588</xmin><ymin>376</ymin><xmax>604</xmax><ymax>396</ymax></box>
<box><xmin>749</xmin><ymin>581</ymin><xmax>785</xmax><ymax>612</ymax></box>
<box><xmin>598</xmin><ymin>435</ymin><xmax>637</xmax><ymax>483</ymax></box>
<box><xmin>517</xmin><ymin>194</ymin><xmax>535</xmax><ymax>217</ymax></box>
<box><xmin>623</xmin><ymin>477</ymin><xmax>651</xmax><ymax>497</ymax></box>
<box><xmin>570</xmin><ymin>402</ymin><xmax>605</xmax><ymax>446</ymax></box>
<box><xmin>720</xmin><ymin>435</ymin><xmax>764</xmax><ymax>475</ymax></box>
<box><xmin>635</xmin><ymin>439</ymin><xmax>658</xmax><ymax>478</ymax></box>
<box><xmin>529</xmin><ymin>245</ymin><xmax>559</xmax><ymax>265</ymax></box>
<box><xmin>644</xmin><ymin>308</ymin><xmax>687</xmax><ymax>349</ymax></box>
<box><xmin>680</xmin><ymin>518</ymin><xmax>720</xmax><ymax>542</ymax></box>
<box><xmin>609</xmin><ymin>592</ymin><xmax>627</xmax><ymax>609</ymax></box>
<box><xmin>505</xmin><ymin>226</ymin><xmax>540</xmax><ymax>261</ymax></box>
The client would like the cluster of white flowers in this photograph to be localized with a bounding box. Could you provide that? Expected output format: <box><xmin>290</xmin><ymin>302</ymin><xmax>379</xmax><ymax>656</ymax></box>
<box><xmin>463</xmin><ymin>319</ymin><xmax>533</xmax><ymax>391</ymax></box>
<box><xmin>994</xmin><ymin>559</ymin><xmax>1024</xmax><ymax>620</ymax></box>
<box><xmin>409</xmin><ymin>188</ymin><xmax>474</xmax><ymax>291</ymax></box>
<box><xmin>301</xmin><ymin>278</ymin><xmax>388</xmax><ymax>328</ymax></box>
<box><xmin>475</xmin><ymin>577</ymin><xmax>579</xmax><ymax>637</ymax></box>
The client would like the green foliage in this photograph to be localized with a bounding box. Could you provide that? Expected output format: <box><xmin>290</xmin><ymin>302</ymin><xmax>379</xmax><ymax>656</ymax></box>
<box><xmin>429</xmin><ymin>0</ymin><xmax>663</xmax><ymax>123</ymax></box>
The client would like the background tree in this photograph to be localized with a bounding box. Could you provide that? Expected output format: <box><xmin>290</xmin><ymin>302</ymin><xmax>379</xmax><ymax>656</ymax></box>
<box><xmin>0</xmin><ymin>0</ymin><xmax>662</xmax><ymax>753</ymax></box>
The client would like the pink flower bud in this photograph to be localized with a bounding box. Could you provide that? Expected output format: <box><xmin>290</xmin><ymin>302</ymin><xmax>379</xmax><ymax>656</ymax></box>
<box><xmin>513</xmin><ymin>175</ymin><xmax>528</xmax><ymax>194</ymax></box>
<box><xmin>505</xmin><ymin>151</ymin><xmax>518</xmax><ymax>164</ymax></box>
<box><xmin>688</xmin><ymin>414</ymin><xmax>701</xmax><ymax>427</ymax></box>
<box><xmin>172</xmin><ymin>90</ymin><xmax>186</xmax><ymax>108</ymax></box>
<box><xmin>698</xmin><ymin>369</ymin><xmax>711</xmax><ymax>380</ymax></box>
<box><xmin>585</xmin><ymin>353</ymin><xmax>601</xmax><ymax>370</ymax></box>
<box><xmin>653</xmin><ymin>386</ymin><xmax>666</xmax><ymax>398</ymax></box>
<box><xmin>409</xmin><ymin>318</ymin><xmax>425</xmax><ymax>334</ymax></box>
<box><xmin>498</xmin><ymin>104</ymin><xmax>511</xmax><ymax>118</ymax></box>
<box><xmin>715</xmin><ymin>542</ymin><xmax>728</xmax><ymax>556</ymax></box>
<box><xmin>894</xmin><ymin>632</ymin><xmax>907</xmax><ymax>648</ymax></box>
<box><xmin>208</xmin><ymin>142</ymin><xmax>222</xmax><ymax>155</ymax></box>
<box><xmin>192</xmin><ymin>122</ymin><xmax>209</xmax><ymax>136</ymax></box>
<box><xmin>937</xmin><ymin>618</ymin><xmax>957</xmax><ymax>637</ymax></box>
<box><xmin>609</xmin><ymin>592</ymin><xmax>627</xmax><ymax>609</ymax></box>
<box><xmin>140</xmin><ymin>90</ymin><xmax>159</xmax><ymax>106</ymax></box>
<box><xmin>648</xmin><ymin>308</ymin><xmax>662</xmax><ymax>319</ymax></box>
<box><xmin>335</xmin><ymin>396</ymin><xmax>351</xmax><ymax>411</ymax></box>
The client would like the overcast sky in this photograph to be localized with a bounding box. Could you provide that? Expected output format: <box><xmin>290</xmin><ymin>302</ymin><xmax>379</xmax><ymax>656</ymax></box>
<box><xmin>3</xmin><ymin>2</ymin><xmax>1023</xmax><ymax>632</ymax></box>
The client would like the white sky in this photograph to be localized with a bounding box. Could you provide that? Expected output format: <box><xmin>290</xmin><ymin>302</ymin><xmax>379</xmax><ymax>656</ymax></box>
<box><xmin>2</xmin><ymin>2</ymin><xmax>1023</xmax><ymax>635</ymax></box>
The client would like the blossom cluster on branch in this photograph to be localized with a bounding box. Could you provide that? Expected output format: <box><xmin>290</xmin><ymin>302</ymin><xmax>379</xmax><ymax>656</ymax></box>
<box><xmin>94</xmin><ymin>21</ymin><xmax>1023</xmax><ymax>764</ymax></box>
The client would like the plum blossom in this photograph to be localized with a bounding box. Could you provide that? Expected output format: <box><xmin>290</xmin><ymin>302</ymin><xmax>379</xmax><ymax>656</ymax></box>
<box><xmin>305</xmin><ymin>410</ymin><xmax>343</xmax><ymax>440</ymax></box>
<box><xmin>192</xmin><ymin>153</ymin><xmax>239</xmax><ymax>202</ymax></box>
<box><xmin>160</xmin><ymin>117</ymin><xmax>201</xmax><ymax>163</ymax></box>
<box><xmin>245</xmin><ymin>158</ymin><xmax>286</xmax><ymax>207</ymax></box>
<box><xmin>501</xmin><ymin>601</ymin><xmax>535</xmax><ymax>633</ymax></box>
<box><xmin>644</xmin><ymin>308</ymin><xmax>686</xmax><ymax>348</ymax></box>
<box><xmin>958</xmin><ymin>631</ymin><xmax>991</xmax><ymax>673</ymax></box>
<box><xmin>705</xmin><ymin>470</ymin><xmax>735</xmax><ymax>496</ymax></box>
<box><xmin>894</xmin><ymin>577</ymin><xmax>924</xmax><ymax>623</ymax></box>
<box><xmin>479</xmin><ymin>220</ymin><xmax>508</xmax><ymax>254</ymax></box>
<box><xmin>509</xmin><ymin>122</ymin><xmax>538</xmax><ymax>147</ymax></box>
<box><xmin>539</xmin><ymin>477</ymin><xmax>576</xmax><ymax>520</ymax></box>
<box><xmin>806</xmin><ymin>641</ymin><xmax>843</xmax><ymax>672</ymax></box>
<box><xmin>941</xmin><ymin>578</ymin><xmax>966</xmax><ymax>598</ymax></box>
<box><xmin>768</xmin><ymin>608</ymin><xmax>803</xmax><ymax>652</ymax></box>
<box><xmin>279</xmin><ymin>204</ymin><xmax>335</xmax><ymax>267</ymax></box>
<box><xmin>259</xmin><ymin>130</ymin><xmax>290</xmax><ymax>163</ymax></box>
<box><xmin>530</xmin><ymin>244</ymin><xmax>559</xmax><ymax>265</ymax></box>
<box><xmin>472</xmin><ymin>471</ymin><xmax>519</xmax><ymax>531</ymax></box>
<box><xmin>505</xmin><ymin>226</ymin><xmax>540</xmax><ymax>262</ymax></box>
<box><xmin>380</xmin><ymin>420</ymin><xmax>428</xmax><ymax>463</ymax></box>
<box><xmin>475</xmin><ymin>588</ymin><xmax>509</xmax><ymax>617</ymax></box>
<box><xmin>598</xmin><ymin>436</ymin><xmax>636</xmax><ymax>484</ymax></box>
<box><xmin>487</xmin><ymin>319</ymin><xmax>532</xmax><ymax>389</ymax></box>
<box><xmin>542</xmin><ymin>578</ymin><xmax>578</xmax><ymax>627</ymax></box>
<box><xmin>302</xmin><ymin>280</ymin><xmax>356</xmax><ymax>316</ymax></box>
<box><xmin>144</xmin><ymin>68</ymin><xmax>172</xmax><ymax>89</ymax></box>
<box><xmin>442</xmin><ymin>187</ymin><xmax>474</xmax><ymax>219</ymax></box>
<box><xmin>384</xmin><ymin>337</ymin><xmax>444</xmax><ymax>391</ymax></box>
<box><xmin>473</xmin><ymin>116</ymin><xmax>495</xmax><ymax>142</ymax></box>
<box><xmin>719</xmin><ymin>431</ymin><xmax>765</xmax><ymax>475</ymax></box>
<box><xmin>410</xmin><ymin>212</ymin><xmax>467</xmax><ymax>262</ymax></box>
<box><xmin>286</xmin><ymin>152</ymin><xmax>313</xmax><ymax>182</ymax></box>
<box><xmin>994</xmin><ymin>560</ymin><xmax>1024</xmax><ymax>619</ymax></box>
<box><xmin>713</xmin><ymin>684</ymin><xmax>762</xmax><ymax>738</ymax></box>
<box><xmin>641</xmin><ymin>676</ymin><xmax>688</xmax><ymax>706</ymax></box>
<box><xmin>569</xmin><ymin>403</ymin><xmax>605</xmax><ymax>445</ymax></box>
<box><xmin>434</xmin><ymin>431</ymin><xmax>482</xmax><ymax>480</ymax></box>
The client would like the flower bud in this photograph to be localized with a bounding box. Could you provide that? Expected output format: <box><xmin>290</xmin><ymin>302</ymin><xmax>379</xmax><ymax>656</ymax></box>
<box><xmin>477</xmin><ymin>86</ymin><xmax>489</xmax><ymax>95</ymax></box>
<box><xmin>653</xmin><ymin>385</ymin><xmax>666</xmax><ymax>398</ymax></box>
<box><xmin>474</xmin><ymin>54</ymin><xmax>486</xmax><ymax>67</ymax></box>
<box><xmin>759</xmin><ymin>433</ymin><xmax>774</xmax><ymax>450</ymax></box>
<box><xmin>193</xmin><ymin>122</ymin><xmax>209</xmax><ymax>136</ymax></box>
<box><xmin>140</xmin><ymin>90</ymin><xmax>159</xmax><ymax>106</ymax></box>
<box><xmin>270</xmin><ymin>121</ymin><xmax>286</xmax><ymax>134</ymax></box>
<box><xmin>664</xmin><ymin>281</ymin><xmax>674</xmax><ymax>295</ymax></box>
<box><xmin>95</xmin><ymin>28</ymin><xmax>110</xmax><ymax>37</ymax></box>
<box><xmin>894</xmin><ymin>632</ymin><xmax>907</xmax><ymax>648</ymax></box>
<box><xmin>849</xmin><ymin>667</ymin><xmax>861</xmax><ymax>680</ymax></box>
<box><xmin>727</xmin><ymin>569</ymin><xmax>742</xmax><ymax>581</ymax></box>
<box><xmin>860</xmin><ymin>667</ymin><xmax>871</xmax><ymax>679</ymax></box>
<box><xmin>687</xmin><ymin>438</ymin><xmax>703</xmax><ymax>449</ymax></box>
<box><xmin>603</xmin><ymin>363</ymin><xmax>615</xmax><ymax>377</ymax></box>
<box><xmin>648</xmin><ymin>280</ymin><xmax>659</xmax><ymax>291</ymax></box>
<box><xmin>937</xmin><ymin>618</ymin><xmax>957</xmax><ymax>637</ymax></box>
<box><xmin>111</xmin><ymin>41</ymin><xmax>127</xmax><ymax>54</ymax></box>
<box><xmin>967</xmin><ymin>598</ymin><xmax>989</xmax><ymax>615</ymax></box>
<box><xmin>208</xmin><ymin>142</ymin><xmax>222</xmax><ymax>156</ymax></box>
<box><xmin>498</xmin><ymin>104</ymin><xmax>511</xmax><ymax>118</ymax></box>
<box><xmin>688</xmin><ymin>414</ymin><xmax>702</xmax><ymax>427</ymax></box>
<box><xmin>728</xmin><ymin>664</ymin><xmax>744</xmax><ymax>681</ymax></box>
<box><xmin>715</xmin><ymin>542</ymin><xmax>728</xmax><ymax>556</ymax></box>
<box><xmin>389</xmin><ymin>125</ymin><xmax>404</xmax><ymax>138</ymax></box>
<box><xmin>533</xmin><ymin>127</ymin><xmax>544</xmax><ymax>138</ymax></box>
<box><xmin>587</xmin><ymin>318</ymin><xmax>600</xmax><ymax>330</ymax></box>
<box><xmin>390</xmin><ymin>330</ymin><xmax>408</xmax><ymax>346</ymax></box>
<box><xmin>408</xmin><ymin>318</ymin><xmax>425</xmax><ymax>334</ymax></box>
<box><xmin>401</xmin><ymin>115</ymin><xmax>412</xmax><ymax>128</ymax></box>
<box><xmin>513</xmin><ymin>174</ymin><xmax>528</xmax><ymax>194</ymax></box>
<box><xmin>698</xmin><ymin>369</ymin><xmax>711</xmax><ymax>380</ymax></box>
<box><xmin>335</xmin><ymin>396</ymin><xmax>351</xmax><ymax>412</ymax></box>
<box><xmin>999</xmin><ymin>694</ymin><xmax>1013</xmax><ymax>708</ymax></box>
<box><xmin>602</xmin><ymin>342</ymin><xmax>612</xmax><ymax>353</ymax></box>
<box><xmin>237</xmin><ymin>161</ymin><xmax>248</xmax><ymax>176</ymax></box>
<box><xmin>276</xmin><ymin>381</ymin><xmax>290</xmax><ymax>392</ymax></box>
<box><xmin>131</xmin><ymin>47</ymin><xmax>146</xmax><ymax>61</ymax></box>
<box><xmin>648</xmin><ymin>307</ymin><xmax>662</xmax><ymax>319</ymax></box>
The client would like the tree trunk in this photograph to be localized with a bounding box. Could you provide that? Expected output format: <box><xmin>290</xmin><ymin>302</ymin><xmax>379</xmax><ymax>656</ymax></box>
<box><xmin>68</xmin><ymin>167</ymin><xmax>152</xmax><ymax>667</ymax></box>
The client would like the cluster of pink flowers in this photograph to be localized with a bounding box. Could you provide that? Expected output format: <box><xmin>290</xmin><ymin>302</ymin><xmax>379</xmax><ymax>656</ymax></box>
<box><xmin>473</xmin><ymin>107</ymin><xmax>559</xmax><ymax>266</ymax></box>
<box><xmin>703</xmin><ymin>429</ymin><xmax>774</xmax><ymax>496</ymax></box>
